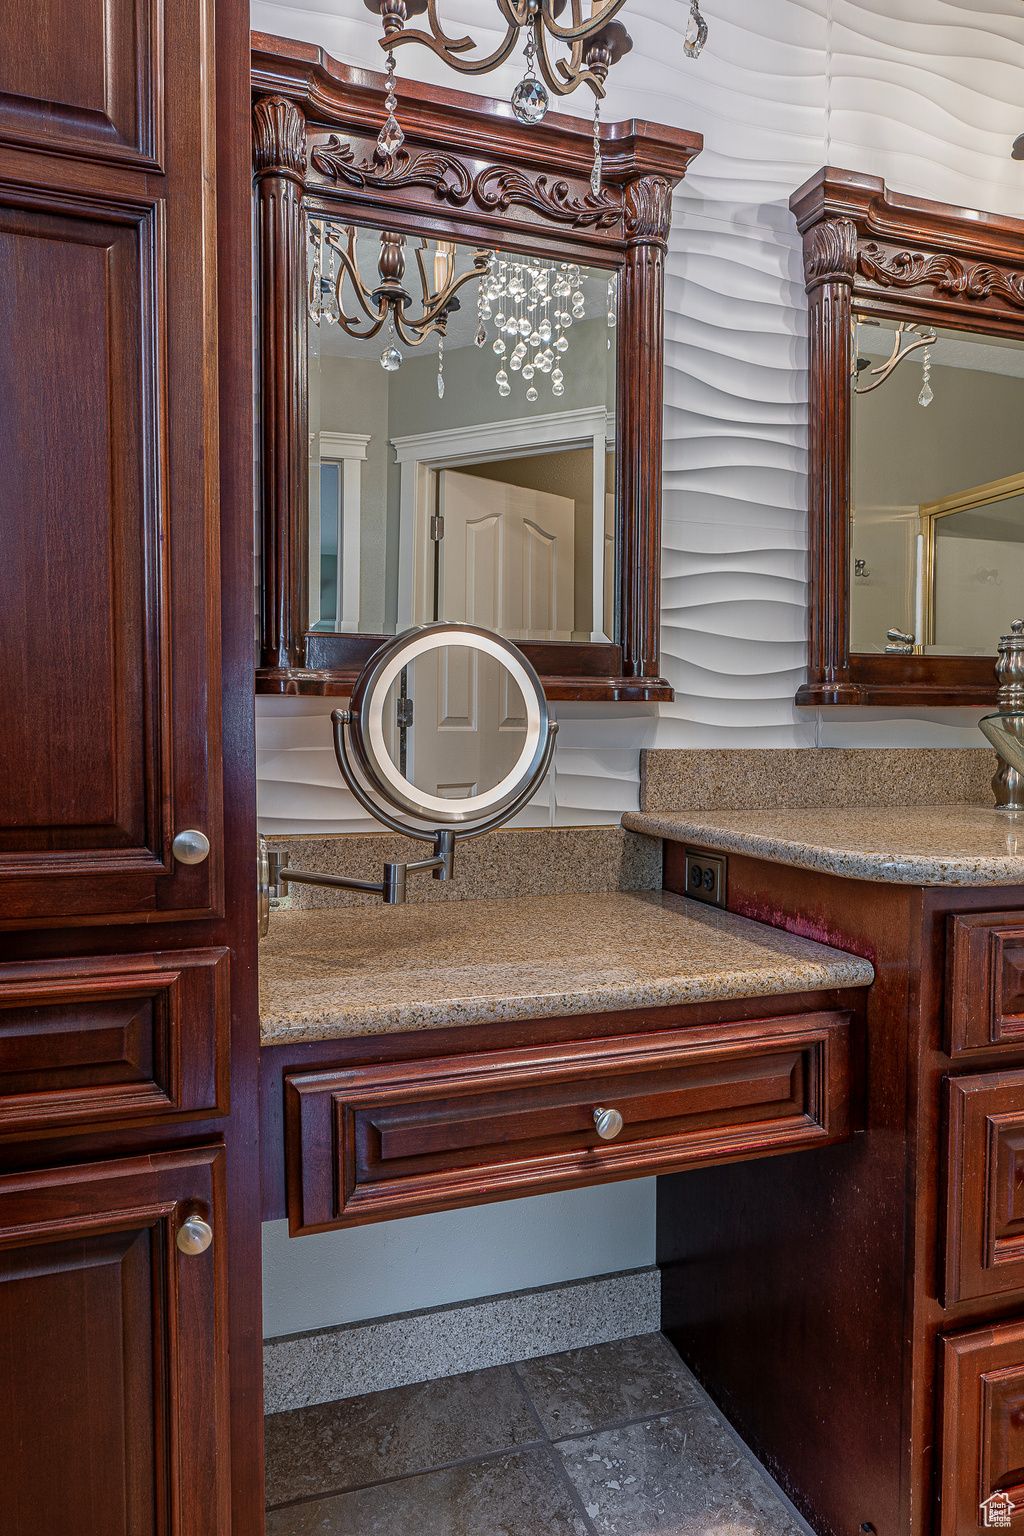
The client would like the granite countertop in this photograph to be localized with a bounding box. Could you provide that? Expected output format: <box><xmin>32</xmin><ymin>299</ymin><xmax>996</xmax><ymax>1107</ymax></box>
<box><xmin>259</xmin><ymin>890</ymin><xmax>873</xmax><ymax>1045</ymax></box>
<box><xmin>623</xmin><ymin>805</ymin><xmax>1024</xmax><ymax>886</ymax></box>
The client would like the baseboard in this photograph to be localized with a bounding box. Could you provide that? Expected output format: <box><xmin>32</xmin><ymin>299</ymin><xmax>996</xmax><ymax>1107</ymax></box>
<box><xmin>263</xmin><ymin>1264</ymin><xmax>661</xmax><ymax>1414</ymax></box>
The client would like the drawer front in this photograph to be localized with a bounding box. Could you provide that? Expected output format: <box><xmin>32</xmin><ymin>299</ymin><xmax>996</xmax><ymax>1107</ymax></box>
<box><xmin>940</xmin><ymin>1316</ymin><xmax>1024</xmax><ymax>1533</ymax></box>
<box><xmin>948</xmin><ymin>912</ymin><xmax>1024</xmax><ymax>1058</ymax></box>
<box><xmin>284</xmin><ymin>1009</ymin><xmax>852</xmax><ymax>1234</ymax></box>
<box><xmin>0</xmin><ymin>949</ymin><xmax>229</xmax><ymax>1136</ymax></box>
<box><xmin>944</xmin><ymin>1071</ymin><xmax>1024</xmax><ymax>1306</ymax></box>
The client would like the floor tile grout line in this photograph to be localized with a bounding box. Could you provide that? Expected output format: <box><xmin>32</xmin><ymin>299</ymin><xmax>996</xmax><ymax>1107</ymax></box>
<box><xmin>508</xmin><ymin>1359</ymin><xmax>555</xmax><ymax>1444</ymax></box>
<box><xmin>540</xmin><ymin>1438</ymin><xmax>602</xmax><ymax>1536</ymax></box>
<box><xmin>550</xmin><ymin>1398</ymin><xmax>705</xmax><ymax>1446</ymax></box>
<box><xmin>265</xmin><ymin>1438</ymin><xmax>548</xmax><ymax>1512</ymax></box>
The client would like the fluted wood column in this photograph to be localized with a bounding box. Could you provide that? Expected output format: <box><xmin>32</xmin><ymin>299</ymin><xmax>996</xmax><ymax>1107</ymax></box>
<box><xmin>617</xmin><ymin>175</ymin><xmax>672</xmax><ymax>682</ymax></box>
<box><xmin>253</xmin><ymin>94</ymin><xmax>308</xmax><ymax>675</ymax></box>
<box><xmin>798</xmin><ymin>217</ymin><xmax>861</xmax><ymax>705</ymax></box>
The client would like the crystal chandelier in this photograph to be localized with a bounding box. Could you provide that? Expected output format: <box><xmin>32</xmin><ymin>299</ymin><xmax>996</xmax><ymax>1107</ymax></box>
<box><xmin>307</xmin><ymin>219</ymin><xmax>491</xmax><ymax>374</ymax></box>
<box><xmin>362</xmin><ymin>1</ymin><xmax>708</xmax><ymax>193</ymax></box>
<box><xmin>479</xmin><ymin>254</ymin><xmax>616</xmax><ymax>404</ymax></box>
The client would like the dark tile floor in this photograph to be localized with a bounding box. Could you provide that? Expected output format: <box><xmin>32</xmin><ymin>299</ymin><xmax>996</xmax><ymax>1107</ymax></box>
<box><xmin>264</xmin><ymin>1332</ymin><xmax>811</xmax><ymax>1536</ymax></box>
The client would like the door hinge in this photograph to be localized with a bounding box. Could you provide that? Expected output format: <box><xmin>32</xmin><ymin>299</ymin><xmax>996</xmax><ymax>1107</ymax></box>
<box><xmin>429</xmin><ymin>514</ymin><xmax>445</xmax><ymax>541</ymax></box>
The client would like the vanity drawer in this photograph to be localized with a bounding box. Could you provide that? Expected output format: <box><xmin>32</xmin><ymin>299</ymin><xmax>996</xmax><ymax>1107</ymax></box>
<box><xmin>284</xmin><ymin>1009</ymin><xmax>852</xmax><ymax>1234</ymax></box>
<box><xmin>947</xmin><ymin>912</ymin><xmax>1024</xmax><ymax>1059</ymax></box>
<box><xmin>943</xmin><ymin>1070</ymin><xmax>1024</xmax><ymax>1305</ymax></box>
<box><xmin>939</xmin><ymin>1315</ymin><xmax>1024</xmax><ymax>1533</ymax></box>
<box><xmin>0</xmin><ymin>949</ymin><xmax>229</xmax><ymax>1137</ymax></box>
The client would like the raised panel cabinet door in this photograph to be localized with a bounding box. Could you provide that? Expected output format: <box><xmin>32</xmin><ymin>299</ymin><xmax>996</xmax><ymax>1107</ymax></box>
<box><xmin>944</xmin><ymin>1070</ymin><xmax>1024</xmax><ymax>1305</ymax></box>
<box><xmin>947</xmin><ymin>912</ymin><xmax>1024</xmax><ymax>1057</ymax></box>
<box><xmin>939</xmin><ymin>1316</ymin><xmax>1024</xmax><ymax>1534</ymax></box>
<box><xmin>0</xmin><ymin>0</ymin><xmax>222</xmax><ymax>928</ymax></box>
<box><xmin>0</xmin><ymin>1144</ymin><xmax>228</xmax><ymax>1536</ymax></box>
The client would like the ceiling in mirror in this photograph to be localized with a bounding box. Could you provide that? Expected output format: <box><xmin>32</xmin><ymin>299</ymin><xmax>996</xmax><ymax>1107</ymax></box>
<box><xmin>307</xmin><ymin>222</ymin><xmax>617</xmax><ymax>645</ymax></box>
<box><xmin>851</xmin><ymin>320</ymin><xmax>1024</xmax><ymax>658</ymax></box>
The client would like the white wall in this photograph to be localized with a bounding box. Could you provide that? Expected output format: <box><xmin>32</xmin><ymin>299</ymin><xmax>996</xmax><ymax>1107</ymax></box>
<box><xmin>254</xmin><ymin>0</ymin><xmax>1023</xmax><ymax>832</ymax></box>
<box><xmin>263</xmin><ymin>1181</ymin><xmax>657</xmax><ymax>1337</ymax></box>
<box><xmin>253</xmin><ymin>0</ymin><xmax>1024</xmax><ymax>1330</ymax></box>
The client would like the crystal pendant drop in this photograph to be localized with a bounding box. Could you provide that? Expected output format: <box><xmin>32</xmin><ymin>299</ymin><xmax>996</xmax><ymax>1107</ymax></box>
<box><xmin>380</xmin><ymin>344</ymin><xmax>402</xmax><ymax>372</ymax></box>
<box><xmin>918</xmin><ymin>379</ymin><xmax>933</xmax><ymax>407</ymax></box>
<box><xmin>591</xmin><ymin>154</ymin><xmax>603</xmax><ymax>197</ymax></box>
<box><xmin>511</xmin><ymin>75</ymin><xmax>549</xmax><ymax>124</ymax></box>
<box><xmin>684</xmin><ymin>2</ymin><xmax>708</xmax><ymax>59</ymax></box>
<box><xmin>437</xmin><ymin>371</ymin><xmax>445</xmax><ymax>399</ymax></box>
<box><xmin>377</xmin><ymin>113</ymin><xmax>404</xmax><ymax>158</ymax></box>
<box><xmin>475</xmin><ymin>325</ymin><xmax>487</xmax><ymax>347</ymax></box>
<box><xmin>526</xmin><ymin>386</ymin><xmax>539</xmax><ymax>402</ymax></box>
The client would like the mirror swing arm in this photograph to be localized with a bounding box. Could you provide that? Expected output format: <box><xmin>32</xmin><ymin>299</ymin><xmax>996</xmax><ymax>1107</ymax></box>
<box><xmin>251</xmin><ymin>34</ymin><xmax>702</xmax><ymax>702</ymax></box>
<box><xmin>791</xmin><ymin>166</ymin><xmax>1024</xmax><ymax>708</ymax></box>
<box><xmin>258</xmin><ymin>623</ymin><xmax>559</xmax><ymax>932</ymax></box>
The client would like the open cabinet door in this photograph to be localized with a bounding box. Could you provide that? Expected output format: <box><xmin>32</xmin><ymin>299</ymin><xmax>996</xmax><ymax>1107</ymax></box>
<box><xmin>0</xmin><ymin>0</ymin><xmax>262</xmax><ymax>1532</ymax></box>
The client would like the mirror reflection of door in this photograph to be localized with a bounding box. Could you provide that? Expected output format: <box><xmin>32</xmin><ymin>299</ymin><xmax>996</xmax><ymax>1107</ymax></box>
<box><xmin>437</xmin><ymin>469</ymin><xmax>575</xmax><ymax>640</ymax></box>
<box><xmin>383</xmin><ymin>648</ymin><xmax>527</xmax><ymax>801</ymax></box>
<box><xmin>850</xmin><ymin>321</ymin><xmax>1024</xmax><ymax>655</ymax></box>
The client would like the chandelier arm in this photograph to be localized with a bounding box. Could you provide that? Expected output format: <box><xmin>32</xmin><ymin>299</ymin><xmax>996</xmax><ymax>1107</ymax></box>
<box><xmin>853</xmin><ymin>322</ymin><xmax>936</xmax><ymax>395</ymax></box>
<box><xmin>539</xmin><ymin>0</ymin><xmax>629</xmax><ymax>43</ymax></box>
<box><xmin>413</xmin><ymin>239</ymin><xmax>434</xmax><ymax>309</ymax></box>
<box><xmin>534</xmin><ymin>27</ymin><xmax>595</xmax><ymax>99</ymax></box>
<box><xmin>385</xmin><ymin>0</ymin><xmax>522</xmax><ymax>71</ymax></box>
<box><xmin>324</xmin><ymin>229</ymin><xmax>392</xmax><ymax>337</ymax></box>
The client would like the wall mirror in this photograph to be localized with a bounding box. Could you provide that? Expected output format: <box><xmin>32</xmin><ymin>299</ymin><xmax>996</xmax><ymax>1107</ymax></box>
<box><xmin>792</xmin><ymin>167</ymin><xmax>1024</xmax><ymax>706</ymax></box>
<box><xmin>307</xmin><ymin>222</ymin><xmax>618</xmax><ymax>644</ymax></box>
<box><xmin>252</xmin><ymin>33</ymin><xmax>701</xmax><ymax>702</ymax></box>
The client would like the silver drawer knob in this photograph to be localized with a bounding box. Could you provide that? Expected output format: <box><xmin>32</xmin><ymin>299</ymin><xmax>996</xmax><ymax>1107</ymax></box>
<box><xmin>176</xmin><ymin>1215</ymin><xmax>213</xmax><ymax>1256</ymax></box>
<box><xmin>172</xmin><ymin>829</ymin><xmax>211</xmax><ymax>865</ymax></box>
<box><xmin>594</xmin><ymin>1107</ymin><xmax>624</xmax><ymax>1140</ymax></box>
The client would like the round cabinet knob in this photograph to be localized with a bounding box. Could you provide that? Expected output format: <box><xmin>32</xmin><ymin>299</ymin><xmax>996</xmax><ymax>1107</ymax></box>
<box><xmin>176</xmin><ymin>1215</ymin><xmax>213</xmax><ymax>1256</ymax></box>
<box><xmin>593</xmin><ymin>1106</ymin><xmax>624</xmax><ymax>1141</ymax></box>
<box><xmin>172</xmin><ymin>830</ymin><xmax>211</xmax><ymax>865</ymax></box>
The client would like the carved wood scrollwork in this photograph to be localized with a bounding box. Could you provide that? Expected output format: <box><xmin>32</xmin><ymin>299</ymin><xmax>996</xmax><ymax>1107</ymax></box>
<box><xmin>472</xmin><ymin>166</ymin><xmax>619</xmax><ymax>229</ymax></box>
<box><xmin>859</xmin><ymin>244</ymin><xmax>1024</xmax><ymax>309</ymax></box>
<box><xmin>252</xmin><ymin>94</ymin><xmax>306</xmax><ymax>181</ymax></box>
<box><xmin>308</xmin><ymin>133</ymin><xmax>620</xmax><ymax>228</ymax></box>
<box><xmin>309</xmin><ymin>134</ymin><xmax>473</xmax><ymax>205</ymax></box>
<box><xmin>803</xmin><ymin>218</ymin><xmax>857</xmax><ymax>288</ymax></box>
<box><xmin>623</xmin><ymin>176</ymin><xmax>673</xmax><ymax>245</ymax></box>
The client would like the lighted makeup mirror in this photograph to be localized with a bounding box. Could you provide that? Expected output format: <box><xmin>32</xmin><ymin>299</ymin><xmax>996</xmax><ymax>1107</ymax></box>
<box><xmin>258</xmin><ymin>622</ymin><xmax>557</xmax><ymax>933</ymax></box>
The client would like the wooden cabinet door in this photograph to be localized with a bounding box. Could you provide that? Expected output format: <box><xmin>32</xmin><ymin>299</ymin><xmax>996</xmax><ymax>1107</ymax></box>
<box><xmin>0</xmin><ymin>1145</ymin><xmax>228</xmax><ymax>1536</ymax></box>
<box><xmin>0</xmin><ymin>0</ymin><xmax>222</xmax><ymax>927</ymax></box>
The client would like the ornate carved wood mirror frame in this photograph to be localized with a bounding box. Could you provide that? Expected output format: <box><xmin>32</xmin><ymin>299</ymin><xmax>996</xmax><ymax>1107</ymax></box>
<box><xmin>252</xmin><ymin>34</ymin><xmax>701</xmax><ymax>701</ymax></box>
<box><xmin>791</xmin><ymin>167</ymin><xmax>1024</xmax><ymax>708</ymax></box>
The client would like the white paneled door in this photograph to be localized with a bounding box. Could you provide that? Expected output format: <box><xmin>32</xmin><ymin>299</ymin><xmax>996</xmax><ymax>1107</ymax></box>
<box><xmin>438</xmin><ymin>469</ymin><xmax>575</xmax><ymax>641</ymax></box>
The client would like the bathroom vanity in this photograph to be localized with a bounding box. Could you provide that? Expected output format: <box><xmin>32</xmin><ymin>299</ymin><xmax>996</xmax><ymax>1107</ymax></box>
<box><xmin>621</xmin><ymin>801</ymin><xmax>1024</xmax><ymax>1536</ymax></box>
<box><xmin>258</xmin><ymin>890</ymin><xmax>871</xmax><ymax>1233</ymax></box>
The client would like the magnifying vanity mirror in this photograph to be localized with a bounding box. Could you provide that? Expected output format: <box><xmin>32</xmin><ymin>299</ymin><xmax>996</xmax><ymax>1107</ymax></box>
<box><xmin>792</xmin><ymin>167</ymin><xmax>1024</xmax><ymax>706</ymax></box>
<box><xmin>252</xmin><ymin>34</ymin><xmax>702</xmax><ymax>702</ymax></box>
<box><xmin>258</xmin><ymin>621</ymin><xmax>557</xmax><ymax>931</ymax></box>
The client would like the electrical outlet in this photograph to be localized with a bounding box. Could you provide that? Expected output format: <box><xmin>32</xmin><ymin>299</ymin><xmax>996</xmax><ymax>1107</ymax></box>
<box><xmin>683</xmin><ymin>849</ymin><xmax>727</xmax><ymax>909</ymax></box>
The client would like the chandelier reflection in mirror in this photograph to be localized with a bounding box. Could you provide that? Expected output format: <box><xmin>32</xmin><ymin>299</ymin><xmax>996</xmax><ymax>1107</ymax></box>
<box><xmin>853</xmin><ymin>318</ymin><xmax>937</xmax><ymax>407</ymax></box>
<box><xmin>308</xmin><ymin>220</ymin><xmax>617</xmax><ymax>404</ymax></box>
<box><xmin>362</xmin><ymin>0</ymin><xmax>707</xmax><ymax>193</ymax></box>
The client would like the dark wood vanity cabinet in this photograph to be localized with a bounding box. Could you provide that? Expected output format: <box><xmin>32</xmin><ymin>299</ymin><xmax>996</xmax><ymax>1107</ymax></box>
<box><xmin>0</xmin><ymin>0</ymin><xmax>262</xmax><ymax>1531</ymax></box>
<box><xmin>659</xmin><ymin>850</ymin><xmax>1024</xmax><ymax>1536</ymax></box>
<box><xmin>261</xmin><ymin>994</ymin><xmax>862</xmax><ymax>1232</ymax></box>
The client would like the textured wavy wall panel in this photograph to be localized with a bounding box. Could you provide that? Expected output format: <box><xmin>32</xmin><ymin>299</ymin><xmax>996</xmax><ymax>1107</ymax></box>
<box><xmin>252</xmin><ymin>0</ymin><xmax>1024</xmax><ymax>829</ymax></box>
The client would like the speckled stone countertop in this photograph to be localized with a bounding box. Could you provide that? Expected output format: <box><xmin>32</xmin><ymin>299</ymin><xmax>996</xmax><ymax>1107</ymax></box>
<box><xmin>623</xmin><ymin>806</ymin><xmax>1024</xmax><ymax>886</ymax></box>
<box><xmin>259</xmin><ymin>890</ymin><xmax>873</xmax><ymax>1045</ymax></box>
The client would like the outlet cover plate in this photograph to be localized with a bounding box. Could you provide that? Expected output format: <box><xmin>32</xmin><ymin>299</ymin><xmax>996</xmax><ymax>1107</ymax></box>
<box><xmin>683</xmin><ymin>849</ymin><xmax>727</xmax><ymax>909</ymax></box>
